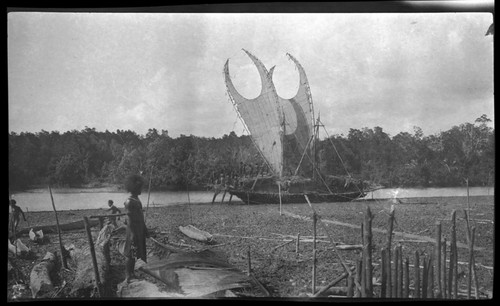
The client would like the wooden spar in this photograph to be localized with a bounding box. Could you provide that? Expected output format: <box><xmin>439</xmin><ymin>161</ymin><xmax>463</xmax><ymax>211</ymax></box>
<box><xmin>48</xmin><ymin>185</ymin><xmax>67</xmax><ymax>269</ymax></box>
<box><xmin>294</xmin><ymin>134</ymin><xmax>314</xmax><ymax>176</ymax></box>
<box><xmin>83</xmin><ymin>216</ymin><xmax>102</xmax><ymax>297</ymax></box>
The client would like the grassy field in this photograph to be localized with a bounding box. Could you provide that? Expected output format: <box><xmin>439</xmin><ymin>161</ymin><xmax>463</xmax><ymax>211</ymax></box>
<box><xmin>7</xmin><ymin>195</ymin><xmax>494</xmax><ymax>299</ymax></box>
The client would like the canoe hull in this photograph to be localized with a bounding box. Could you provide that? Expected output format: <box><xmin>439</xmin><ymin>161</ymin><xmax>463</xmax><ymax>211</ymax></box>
<box><xmin>229</xmin><ymin>190</ymin><xmax>366</xmax><ymax>205</ymax></box>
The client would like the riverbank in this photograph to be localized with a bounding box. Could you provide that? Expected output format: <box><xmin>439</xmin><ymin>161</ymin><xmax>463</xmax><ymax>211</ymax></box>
<box><xmin>8</xmin><ymin>195</ymin><xmax>494</xmax><ymax>299</ymax></box>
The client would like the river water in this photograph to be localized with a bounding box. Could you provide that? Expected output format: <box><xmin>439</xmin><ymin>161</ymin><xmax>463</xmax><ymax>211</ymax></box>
<box><xmin>10</xmin><ymin>186</ymin><xmax>494</xmax><ymax>212</ymax></box>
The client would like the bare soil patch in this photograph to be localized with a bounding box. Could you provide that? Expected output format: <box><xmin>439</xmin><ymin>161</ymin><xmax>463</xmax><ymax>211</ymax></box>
<box><xmin>7</xmin><ymin>195</ymin><xmax>494</xmax><ymax>300</ymax></box>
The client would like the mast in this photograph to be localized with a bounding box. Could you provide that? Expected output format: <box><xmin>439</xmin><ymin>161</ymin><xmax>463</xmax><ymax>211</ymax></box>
<box><xmin>280</xmin><ymin>109</ymin><xmax>286</xmax><ymax>178</ymax></box>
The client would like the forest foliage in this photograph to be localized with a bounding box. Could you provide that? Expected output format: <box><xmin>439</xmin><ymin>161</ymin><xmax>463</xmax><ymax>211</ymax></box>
<box><xmin>8</xmin><ymin>115</ymin><xmax>494</xmax><ymax>191</ymax></box>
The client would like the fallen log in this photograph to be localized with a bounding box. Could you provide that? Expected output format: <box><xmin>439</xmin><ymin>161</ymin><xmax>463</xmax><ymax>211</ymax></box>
<box><xmin>30</xmin><ymin>252</ymin><xmax>56</xmax><ymax>298</ymax></box>
<box><xmin>67</xmin><ymin>224</ymin><xmax>114</xmax><ymax>297</ymax></box>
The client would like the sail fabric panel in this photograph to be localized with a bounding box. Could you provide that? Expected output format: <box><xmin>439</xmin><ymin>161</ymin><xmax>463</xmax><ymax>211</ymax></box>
<box><xmin>224</xmin><ymin>54</ymin><xmax>283</xmax><ymax>177</ymax></box>
<box><xmin>271</xmin><ymin>54</ymin><xmax>314</xmax><ymax>173</ymax></box>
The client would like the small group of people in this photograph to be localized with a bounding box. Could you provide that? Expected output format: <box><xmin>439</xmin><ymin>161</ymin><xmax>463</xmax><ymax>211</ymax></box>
<box><xmin>9</xmin><ymin>173</ymin><xmax>150</xmax><ymax>284</ymax></box>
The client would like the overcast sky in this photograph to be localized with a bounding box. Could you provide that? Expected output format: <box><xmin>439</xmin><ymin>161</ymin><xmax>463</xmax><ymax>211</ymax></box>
<box><xmin>8</xmin><ymin>11</ymin><xmax>494</xmax><ymax>139</ymax></box>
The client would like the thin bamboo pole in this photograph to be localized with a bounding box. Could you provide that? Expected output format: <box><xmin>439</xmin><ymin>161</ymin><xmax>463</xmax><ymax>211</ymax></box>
<box><xmin>381</xmin><ymin>248</ymin><xmax>387</xmax><ymax>298</ymax></box>
<box><xmin>435</xmin><ymin>222</ymin><xmax>442</xmax><ymax>298</ymax></box>
<box><xmin>393</xmin><ymin>245</ymin><xmax>399</xmax><ymax>298</ymax></box>
<box><xmin>404</xmin><ymin>257</ymin><xmax>410</xmax><ymax>298</ymax></box>
<box><xmin>83</xmin><ymin>216</ymin><xmax>102</xmax><ymax>297</ymax></box>
<box><xmin>312</xmin><ymin>212</ymin><xmax>317</xmax><ymax>294</ymax></box>
<box><xmin>48</xmin><ymin>184</ymin><xmax>67</xmax><ymax>269</ymax></box>
<box><xmin>415</xmin><ymin>251</ymin><xmax>420</xmax><ymax>298</ymax></box>
<box><xmin>363</xmin><ymin>207</ymin><xmax>373</xmax><ymax>297</ymax></box>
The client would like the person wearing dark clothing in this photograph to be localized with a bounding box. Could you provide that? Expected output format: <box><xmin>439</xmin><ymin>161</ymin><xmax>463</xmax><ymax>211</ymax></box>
<box><xmin>9</xmin><ymin>199</ymin><xmax>26</xmax><ymax>235</ymax></box>
<box><xmin>122</xmin><ymin>174</ymin><xmax>149</xmax><ymax>283</ymax></box>
<box><xmin>105</xmin><ymin>200</ymin><xmax>121</xmax><ymax>226</ymax></box>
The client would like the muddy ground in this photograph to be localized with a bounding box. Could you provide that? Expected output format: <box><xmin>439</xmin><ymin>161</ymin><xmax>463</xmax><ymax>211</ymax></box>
<box><xmin>7</xmin><ymin>195</ymin><xmax>494</xmax><ymax>300</ymax></box>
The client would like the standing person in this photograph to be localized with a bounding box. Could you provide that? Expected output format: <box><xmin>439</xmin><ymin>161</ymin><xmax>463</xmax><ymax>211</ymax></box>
<box><xmin>9</xmin><ymin>199</ymin><xmax>26</xmax><ymax>237</ymax></box>
<box><xmin>122</xmin><ymin>174</ymin><xmax>149</xmax><ymax>283</ymax></box>
<box><xmin>104</xmin><ymin>200</ymin><xmax>121</xmax><ymax>227</ymax></box>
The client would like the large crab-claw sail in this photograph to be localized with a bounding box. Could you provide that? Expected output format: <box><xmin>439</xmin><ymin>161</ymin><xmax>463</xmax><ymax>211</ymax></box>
<box><xmin>223</xmin><ymin>50</ymin><xmax>315</xmax><ymax>177</ymax></box>
<box><xmin>271</xmin><ymin>53</ymin><xmax>315</xmax><ymax>158</ymax></box>
<box><xmin>224</xmin><ymin>49</ymin><xmax>284</xmax><ymax>177</ymax></box>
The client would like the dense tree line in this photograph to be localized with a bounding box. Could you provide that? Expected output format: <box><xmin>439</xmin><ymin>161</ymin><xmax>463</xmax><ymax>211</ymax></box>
<box><xmin>8</xmin><ymin>115</ymin><xmax>494</xmax><ymax>191</ymax></box>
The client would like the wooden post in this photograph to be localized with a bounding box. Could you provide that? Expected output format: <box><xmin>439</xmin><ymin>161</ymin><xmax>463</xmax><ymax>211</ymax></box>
<box><xmin>442</xmin><ymin>238</ymin><xmax>447</xmax><ymax>299</ymax></box>
<box><xmin>360</xmin><ymin>256</ymin><xmax>366</xmax><ymax>298</ymax></box>
<box><xmin>347</xmin><ymin>273</ymin><xmax>354</xmax><ymax>298</ymax></box>
<box><xmin>385</xmin><ymin>247</ymin><xmax>392</xmax><ymax>298</ymax></box>
<box><xmin>451</xmin><ymin>210</ymin><xmax>458</xmax><ymax>299</ymax></box>
<box><xmin>422</xmin><ymin>255</ymin><xmax>428</xmax><ymax>298</ymax></box>
<box><xmin>354</xmin><ymin>259</ymin><xmax>362</xmax><ymax>297</ymax></box>
<box><xmin>415</xmin><ymin>250</ymin><xmax>420</xmax><ymax>298</ymax></box>
<box><xmin>404</xmin><ymin>257</ymin><xmax>410</xmax><ymax>298</ymax></box>
<box><xmin>469</xmin><ymin>227</ymin><xmax>479</xmax><ymax>299</ymax></box>
<box><xmin>435</xmin><ymin>222</ymin><xmax>442</xmax><ymax>298</ymax></box>
<box><xmin>363</xmin><ymin>207</ymin><xmax>373</xmax><ymax>297</ymax></box>
<box><xmin>98</xmin><ymin>217</ymin><xmax>104</xmax><ymax>229</ymax></box>
<box><xmin>428</xmin><ymin>255</ymin><xmax>434</xmax><ymax>298</ymax></box>
<box><xmin>393</xmin><ymin>245</ymin><xmax>399</xmax><ymax>298</ymax></box>
<box><xmin>312</xmin><ymin>212</ymin><xmax>317</xmax><ymax>294</ymax></box>
<box><xmin>448</xmin><ymin>211</ymin><xmax>456</xmax><ymax>298</ymax></box>
<box><xmin>386</xmin><ymin>207</ymin><xmax>395</xmax><ymax>298</ymax></box>
<box><xmin>247</xmin><ymin>245</ymin><xmax>251</xmax><ymax>276</ymax></box>
<box><xmin>381</xmin><ymin>248</ymin><xmax>387</xmax><ymax>298</ymax></box>
<box><xmin>441</xmin><ymin>237</ymin><xmax>448</xmax><ymax>299</ymax></box>
<box><xmin>83</xmin><ymin>216</ymin><xmax>101</xmax><ymax>297</ymax></box>
<box><xmin>48</xmin><ymin>185</ymin><xmax>67</xmax><ymax>269</ymax></box>
<box><xmin>397</xmin><ymin>245</ymin><xmax>403</xmax><ymax>298</ymax></box>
